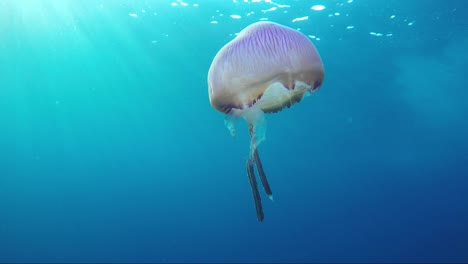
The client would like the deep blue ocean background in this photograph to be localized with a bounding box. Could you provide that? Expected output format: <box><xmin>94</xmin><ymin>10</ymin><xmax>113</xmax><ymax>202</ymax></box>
<box><xmin>1</xmin><ymin>0</ymin><xmax>467</xmax><ymax>262</ymax></box>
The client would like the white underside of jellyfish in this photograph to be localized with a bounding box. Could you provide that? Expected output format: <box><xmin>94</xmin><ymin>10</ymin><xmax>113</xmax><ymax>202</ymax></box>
<box><xmin>254</xmin><ymin>80</ymin><xmax>313</xmax><ymax>111</ymax></box>
<box><xmin>225</xmin><ymin>80</ymin><xmax>313</xmax><ymax>150</ymax></box>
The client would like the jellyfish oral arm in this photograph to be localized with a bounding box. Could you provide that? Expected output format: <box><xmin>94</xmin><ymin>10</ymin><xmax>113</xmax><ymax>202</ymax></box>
<box><xmin>246</xmin><ymin>123</ymin><xmax>273</xmax><ymax>222</ymax></box>
<box><xmin>246</xmin><ymin>157</ymin><xmax>264</xmax><ymax>222</ymax></box>
<box><xmin>253</xmin><ymin>147</ymin><xmax>273</xmax><ymax>200</ymax></box>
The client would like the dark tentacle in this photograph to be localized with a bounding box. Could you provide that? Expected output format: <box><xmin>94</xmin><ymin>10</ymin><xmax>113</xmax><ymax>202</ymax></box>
<box><xmin>253</xmin><ymin>148</ymin><xmax>273</xmax><ymax>199</ymax></box>
<box><xmin>246</xmin><ymin>159</ymin><xmax>264</xmax><ymax>222</ymax></box>
<box><xmin>248</xmin><ymin>124</ymin><xmax>273</xmax><ymax>199</ymax></box>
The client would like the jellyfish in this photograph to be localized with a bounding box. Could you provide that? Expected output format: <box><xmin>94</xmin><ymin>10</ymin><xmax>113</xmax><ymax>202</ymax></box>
<box><xmin>207</xmin><ymin>21</ymin><xmax>325</xmax><ymax>222</ymax></box>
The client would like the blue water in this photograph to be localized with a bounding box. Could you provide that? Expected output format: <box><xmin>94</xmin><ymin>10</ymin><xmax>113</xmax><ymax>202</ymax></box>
<box><xmin>1</xmin><ymin>0</ymin><xmax>467</xmax><ymax>262</ymax></box>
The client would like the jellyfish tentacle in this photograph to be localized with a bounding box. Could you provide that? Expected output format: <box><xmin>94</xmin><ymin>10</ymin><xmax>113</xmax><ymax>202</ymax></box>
<box><xmin>253</xmin><ymin>148</ymin><xmax>273</xmax><ymax>200</ymax></box>
<box><xmin>248</xmin><ymin>124</ymin><xmax>258</xmax><ymax>158</ymax></box>
<box><xmin>248</xmin><ymin>124</ymin><xmax>273</xmax><ymax>200</ymax></box>
<box><xmin>246</xmin><ymin>158</ymin><xmax>264</xmax><ymax>222</ymax></box>
<box><xmin>224</xmin><ymin>115</ymin><xmax>236</xmax><ymax>137</ymax></box>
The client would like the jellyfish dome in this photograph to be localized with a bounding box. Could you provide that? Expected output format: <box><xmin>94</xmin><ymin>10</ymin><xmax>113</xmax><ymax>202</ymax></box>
<box><xmin>207</xmin><ymin>21</ymin><xmax>325</xmax><ymax>222</ymax></box>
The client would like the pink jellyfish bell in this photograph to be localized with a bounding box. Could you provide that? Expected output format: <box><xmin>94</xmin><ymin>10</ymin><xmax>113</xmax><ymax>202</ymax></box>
<box><xmin>208</xmin><ymin>21</ymin><xmax>325</xmax><ymax>221</ymax></box>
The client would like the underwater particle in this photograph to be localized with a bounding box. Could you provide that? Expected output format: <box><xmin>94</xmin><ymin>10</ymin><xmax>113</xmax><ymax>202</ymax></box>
<box><xmin>129</xmin><ymin>13</ymin><xmax>138</xmax><ymax>17</ymax></box>
<box><xmin>262</xmin><ymin>7</ymin><xmax>277</xmax><ymax>13</ymax></box>
<box><xmin>408</xmin><ymin>21</ymin><xmax>415</xmax><ymax>26</ymax></box>
<box><xmin>208</xmin><ymin>21</ymin><xmax>324</xmax><ymax>222</ymax></box>
<box><xmin>292</xmin><ymin>16</ymin><xmax>308</xmax><ymax>22</ymax></box>
<box><xmin>346</xmin><ymin>25</ymin><xmax>354</xmax><ymax>29</ymax></box>
<box><xmin>210</xmin><ymin>21</ymin><xmax>218</xmax><ymax>24</ymax></box>
<box><xmin>177</xmin><ymin>0</ymin><xmax>188</xmax><ymax>6</ymax></box>
<box><xmin>311</xmin><ymin>5</ymin><xmax>326</xmax><ymax>11</ymax></box>
<box><xmin>390</xmin><ymin>15</ymin><xmax>396</xmax><ymax>19</ymax></box>
<box><xmin>231</xmin><ymin>14</ymin><xmax>241</xmax><ymax>19</ymax></box>
<box><xmin>369</xmin><ymin>32</ymin><xmax>383</xmax><ymax>36</ymax></box>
